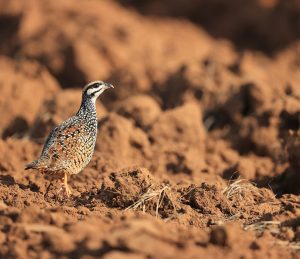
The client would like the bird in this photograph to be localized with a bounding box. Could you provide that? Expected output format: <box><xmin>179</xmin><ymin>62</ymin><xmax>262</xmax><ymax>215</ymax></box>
<box><xmin>25</xmin><ymin>81</ymin><xmax>114</xmax><ymax>198</ymax></box>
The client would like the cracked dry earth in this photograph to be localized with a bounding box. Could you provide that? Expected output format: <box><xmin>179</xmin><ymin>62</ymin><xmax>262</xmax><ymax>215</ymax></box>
<box><xmin>0</xmin><ymin>0</ymin><xmax>300</xmax><ymax>258</ymax></box>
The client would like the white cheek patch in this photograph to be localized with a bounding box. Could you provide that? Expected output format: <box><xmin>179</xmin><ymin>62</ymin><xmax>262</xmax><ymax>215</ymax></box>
<box><xmin>94</xmin><ymin>89</ymin><xmax>104</xmax><ymax>98</ymax></box>
<box><xmin>87</xmin><ymin>88</ymin><xmax>96</xmax><ymax>96</ymax></box>
<box><xmin>90</xmin><ymin>89</ymin><xmax>105</xmax><ymax>103</ymax></box>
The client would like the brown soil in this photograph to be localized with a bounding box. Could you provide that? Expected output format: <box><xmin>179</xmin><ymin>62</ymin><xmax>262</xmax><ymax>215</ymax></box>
<box><xmin>0</xmin><ymin>0</ymin><xmax>300</xmax><ymax>258</ymax></box>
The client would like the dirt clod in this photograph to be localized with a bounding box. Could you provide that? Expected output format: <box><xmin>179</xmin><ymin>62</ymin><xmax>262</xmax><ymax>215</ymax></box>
<box><xmin>99</xmin><ymin>167</ymin><xmax>155</xmax><ymax>208</ymax></box>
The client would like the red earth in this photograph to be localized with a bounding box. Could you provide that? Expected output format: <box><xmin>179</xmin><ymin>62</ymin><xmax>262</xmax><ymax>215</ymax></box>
<box><xmin>0</xmin><ymin>0</ymin><xmax>300</xmax><ymax>258</ymax></box>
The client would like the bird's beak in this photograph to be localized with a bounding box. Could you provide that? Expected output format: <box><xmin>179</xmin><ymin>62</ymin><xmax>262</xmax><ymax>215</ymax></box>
<box><xmin>104</xmin><ymin>82</ymin><xmax>114</xmax><ymax>89</ymax></box>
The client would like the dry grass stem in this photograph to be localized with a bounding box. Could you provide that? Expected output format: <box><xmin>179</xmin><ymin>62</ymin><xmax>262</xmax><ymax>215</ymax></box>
<box><xmin>126</xmin><ymin>185</ymin><xmax>175</xmax><ymax>217</ymax></box>
<box><xmin>244</xmin><ymin>221</ymin><xmax>281</xmax><ymax>234</ymax></box>
<box><xmin>222</xmin><ymin>178</ymin><xmax>263</xmax><ymax>200</ymax></box>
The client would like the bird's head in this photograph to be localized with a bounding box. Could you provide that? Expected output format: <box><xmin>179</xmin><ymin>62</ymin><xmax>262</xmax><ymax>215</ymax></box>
<box><xmin>83</xmin><ymin>80</ymin><xmax>114</xmax><ymax>102</ymax></box>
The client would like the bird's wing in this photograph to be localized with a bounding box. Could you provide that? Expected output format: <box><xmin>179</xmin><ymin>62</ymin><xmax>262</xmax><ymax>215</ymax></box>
<box><xmin>40</xmin><ymin>116</ymin><xmax>85</xmax><ymax>168</ymax></box>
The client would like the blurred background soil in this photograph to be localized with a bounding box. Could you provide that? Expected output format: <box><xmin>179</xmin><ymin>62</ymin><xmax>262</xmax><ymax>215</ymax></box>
<box><xmin>0</xmin><ymin>0</ymin><xmax>299</xmax><ymax>258</ymax></box>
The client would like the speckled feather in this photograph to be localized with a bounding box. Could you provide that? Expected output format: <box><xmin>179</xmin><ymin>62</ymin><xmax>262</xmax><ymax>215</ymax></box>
<box><xmin>37</xmin><ymin>115</ymin><xmax>97</xmax><ymax>175</ymax></box>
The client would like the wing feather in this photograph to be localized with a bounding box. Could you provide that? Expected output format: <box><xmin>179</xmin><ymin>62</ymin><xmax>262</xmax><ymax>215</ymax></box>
<box><xmin>39</xmin><ymin>116</ymin><xmax>86</xmax><ymax>170</ymax></box>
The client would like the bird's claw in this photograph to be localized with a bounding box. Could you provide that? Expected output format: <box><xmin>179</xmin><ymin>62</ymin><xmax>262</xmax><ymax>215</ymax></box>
<box><xmin>57</xmin><ymin>184</ymin><xmax>72</xmax><ymax>199</ymax></box>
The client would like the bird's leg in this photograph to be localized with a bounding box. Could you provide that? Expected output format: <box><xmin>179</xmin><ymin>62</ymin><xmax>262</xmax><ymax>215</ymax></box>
<box><xmin>63</xmin><ymin>172</ymin><xmax>72</xmax><ymax>197</ymax></box>
<box><xmin>58</xmin><ymin>172</ymin><xmax>72</xmax><ymax>198</ymax></box>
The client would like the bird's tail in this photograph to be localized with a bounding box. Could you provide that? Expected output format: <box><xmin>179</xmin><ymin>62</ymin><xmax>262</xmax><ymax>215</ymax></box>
<box><xmin>24</xmin><ymin>160</ymin><xmax>39</xmax><ymax>170</ymax></box>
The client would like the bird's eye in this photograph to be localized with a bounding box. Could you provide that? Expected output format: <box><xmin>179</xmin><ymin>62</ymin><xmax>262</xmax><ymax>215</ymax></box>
<box><xmin>92</xmin><ymin>83</ymin><xmax>102</xmax><ymax>90</ymax></box>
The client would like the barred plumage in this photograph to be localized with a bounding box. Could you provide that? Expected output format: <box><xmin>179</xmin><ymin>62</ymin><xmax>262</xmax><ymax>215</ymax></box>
<box><xmin>25</xmin><ymin>81</ymin><xmax>114</xmax><ymax>197</ymax></box>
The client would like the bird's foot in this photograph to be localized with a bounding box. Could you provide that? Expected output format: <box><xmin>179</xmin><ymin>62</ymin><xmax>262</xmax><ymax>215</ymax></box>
<box><xmin>65</xmin><ymin>184</ymin><xmax>72</xmax><ymax>197</ymax></box>
<box><xmin>57</xmin><ymin>183</ymin><xmax>72</xmax><ymax>199</ymax></box>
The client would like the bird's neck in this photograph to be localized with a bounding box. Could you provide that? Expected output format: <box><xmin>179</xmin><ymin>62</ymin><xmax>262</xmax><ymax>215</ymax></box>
<box><xmin>77</xmin><ymin>95</ymin><xmax>97</xmax><ymax>119</ymax></box>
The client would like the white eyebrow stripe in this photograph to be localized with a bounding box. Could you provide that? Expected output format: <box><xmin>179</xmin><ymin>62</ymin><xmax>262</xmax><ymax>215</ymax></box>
<box><xmin>83</xmin><ymin>80</ymin><xmax>103</xmax><ymax>92</ymax></box>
